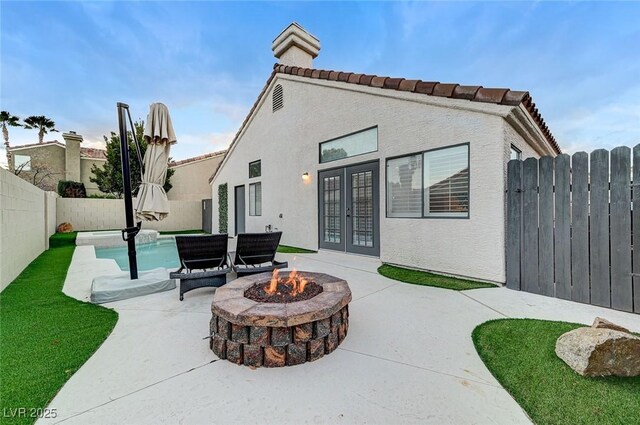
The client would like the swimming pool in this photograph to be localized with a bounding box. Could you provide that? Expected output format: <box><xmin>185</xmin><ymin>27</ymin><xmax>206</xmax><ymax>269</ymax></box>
<box><xmin>95</xmin><ymin>238</ymin><xmax>180</xmax><ymax>271</ymax></box>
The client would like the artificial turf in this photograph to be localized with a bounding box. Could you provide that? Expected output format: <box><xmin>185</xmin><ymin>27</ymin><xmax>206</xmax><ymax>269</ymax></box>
<box><xmin>277</xmin><ymin>245</ymin><xmax>317</xmax><ymax>254</ymax></box>
<box><xmin>377</xmin><ymin>264</ymin><xmax>496</xmax><ymax>290</ymax></box>
<box><xmin>0</xmin><ymin>233</ymin><xmax>118</xmax><ymax>425</ymax></box>
<box><xmin>472</xmin><ymin>319</ymin><xmax>640</xmax><ymax>425</ymax></box>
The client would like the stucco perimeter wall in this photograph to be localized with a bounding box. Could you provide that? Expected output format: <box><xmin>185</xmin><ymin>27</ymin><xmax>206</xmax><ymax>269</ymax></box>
<box><xmin>212</xmin><ymin>75</ymin><xmax>516</xmax><ymax>282</ymax></box>
<box><xmin>168</xmin><ymin>156</ymin><xmax>224</xmax><ymax>201</ymax></box>
<box><xmin>0</xmin><ymin>168</ymin><xmax>48</xmax><ymax>291</ymax></box>
<box><xmin>56</xmin><ymin>198</ymin><xmax>201</xmax><ymax>231</ymax></box>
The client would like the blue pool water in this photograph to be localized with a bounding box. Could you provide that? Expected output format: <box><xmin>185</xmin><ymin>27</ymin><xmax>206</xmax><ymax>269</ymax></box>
<box><xmin>95</xmin><ymin>238</ymin><xmax>180</xmax><ymax>271</ymax></box>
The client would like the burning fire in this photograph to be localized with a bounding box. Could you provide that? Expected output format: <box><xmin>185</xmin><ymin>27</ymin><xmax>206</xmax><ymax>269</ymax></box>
<box><xmin>265</xmin><ymin>268</ymin><xmax>308</xmax><ymax>297</ymax></box>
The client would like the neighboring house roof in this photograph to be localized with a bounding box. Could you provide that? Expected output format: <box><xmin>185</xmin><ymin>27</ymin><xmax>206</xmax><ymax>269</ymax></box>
<box><xmin>80</xmin><ymin>147</ymin><xmax>107</xmax><ymax>160</ymax></box>
<box><xmin>209</xmin><ymin>63</ymin><xmax>560</xmax><ymax>183</ymax></box>
<box><xmin>7</xmin><ymin>140</ymin><xmax>107</xmax><ymax>160</ymax></box>
<box><xmin>169</xmin><ymin>150</ymin><xmax>227</xmax><ymax>168</ymax></box>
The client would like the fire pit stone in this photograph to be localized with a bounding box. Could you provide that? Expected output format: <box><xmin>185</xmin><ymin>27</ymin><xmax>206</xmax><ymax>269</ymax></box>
<box><xmin>210</xmin><ymin>271</ymin><xmax>351</xmax><ymax>367</ymax></box>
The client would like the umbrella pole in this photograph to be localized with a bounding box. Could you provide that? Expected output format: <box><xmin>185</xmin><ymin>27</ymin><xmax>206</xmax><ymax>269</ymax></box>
<box><xmin>117</xmin><ymin>102</ymin><xmax>139</xmax><ymax>280</ymax></box>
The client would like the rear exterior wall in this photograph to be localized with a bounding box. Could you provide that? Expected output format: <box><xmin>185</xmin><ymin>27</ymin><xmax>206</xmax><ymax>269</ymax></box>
<box><xmin>212</xmin><ymin>76</ymin><xmax>516</xmax><ymax>282</ymax></box>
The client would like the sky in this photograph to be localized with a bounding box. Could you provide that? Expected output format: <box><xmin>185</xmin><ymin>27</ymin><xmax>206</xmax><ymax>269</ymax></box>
<box><xmin>1</xmin><ymin>1</ymin><xmax>639</xmax><ymax>168</ymax></box>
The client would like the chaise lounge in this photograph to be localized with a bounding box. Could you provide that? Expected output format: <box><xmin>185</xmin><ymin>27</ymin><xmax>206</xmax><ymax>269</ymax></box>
<box><xmin>170</xmin><ymin>234</ymin><xmax>231</xmax><ymax>300</ymax></box>
<box><xmin>232</xmin><ymin>231</ymin><xmax>288</xmax><ymax>277</ymax></box>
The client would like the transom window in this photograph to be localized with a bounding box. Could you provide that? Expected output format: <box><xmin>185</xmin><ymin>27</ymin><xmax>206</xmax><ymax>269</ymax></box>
<box><xmin>320</xmin><ymin>127</ymin><xmax>378</xmax><ymax>163</ymax></box>
<box><xmin>249</xmin><ymin>160</ymin><xmax>261</xmax><ymax>178</ymax></box>
<box><xmin>249</xmin><ymin>182</ymin><xmax>262</xmax><ymax>216</ymax></box>
<box><xmin>510</xmin><ymin>145</ymin><xmax>522</xmax><ymax>161</ymax></box>
<box><xmin>386</xmin><ymin>144</ymin><xmax>469</xmax><ymax>218</ymax></box>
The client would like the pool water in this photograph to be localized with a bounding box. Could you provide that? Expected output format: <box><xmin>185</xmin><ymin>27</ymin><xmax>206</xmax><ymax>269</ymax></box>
<box><xmin>95</xmin><ymin>238</ymin><xmax>180</xmax><ymax>271</ymax></box>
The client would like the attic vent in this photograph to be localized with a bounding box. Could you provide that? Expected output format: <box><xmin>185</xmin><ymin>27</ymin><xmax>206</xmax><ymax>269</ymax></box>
<box><xmin>273</xmin><ymin>84</ymin><xmax>283</xmax><ymax>112</ymax></box>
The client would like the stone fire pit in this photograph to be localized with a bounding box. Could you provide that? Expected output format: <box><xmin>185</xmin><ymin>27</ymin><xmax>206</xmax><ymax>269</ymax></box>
<box><xmin>210</xmin><ymin>271</ymin><xmax>351</xmax><ymax>367</ymax></box>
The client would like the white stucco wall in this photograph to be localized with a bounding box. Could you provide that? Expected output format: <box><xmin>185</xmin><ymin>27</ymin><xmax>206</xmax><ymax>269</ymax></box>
<box><xmin>211</xmin><ymin>75</ymin><xmax>543</xmax><ymax>283</ymax></box>
<box><xmin>56</xmin><ymin>198</ymin><xmax>202</xmax><ymax>232</ymax></box>
<box><xmin>0</xmin><ymin>168</ymin><xmax>47</xmax><ymax>290</ymax></box>
<box><xmin>168</xmin><ymin>155</ymin><xmax>224</xmax><ymax>201</ymax></box>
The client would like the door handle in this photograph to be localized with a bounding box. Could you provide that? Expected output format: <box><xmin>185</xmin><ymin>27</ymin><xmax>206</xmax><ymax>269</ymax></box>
<box><xmin>346</xmin><ymin>207</ymin><xmax>351</xmax><ymax>217</ymax></box>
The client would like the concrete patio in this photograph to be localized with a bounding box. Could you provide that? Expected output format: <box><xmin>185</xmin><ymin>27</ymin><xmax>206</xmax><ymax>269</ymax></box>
<box><xmin>40</xmin><ymin>247</ymin><xmax>640</xmax><ymax>425</ymax></box>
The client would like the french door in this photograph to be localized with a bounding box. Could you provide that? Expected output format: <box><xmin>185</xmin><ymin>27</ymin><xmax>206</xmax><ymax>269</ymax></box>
<box><xmin>318</xmin><ymin>161</ymin><xmax>379</xmax><ymax>256</ymax></box>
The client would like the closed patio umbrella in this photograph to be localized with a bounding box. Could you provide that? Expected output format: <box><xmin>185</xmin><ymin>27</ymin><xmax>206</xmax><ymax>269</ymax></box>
<box><xmin>135</xmin><ymin>102</ymin><xmax>177</xmax><ymax>221</ymax></box>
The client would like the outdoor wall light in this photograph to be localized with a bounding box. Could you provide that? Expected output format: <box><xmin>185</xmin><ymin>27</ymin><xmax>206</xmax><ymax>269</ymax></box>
<box><xmin>302</xmin><ymin>172</ymin><xmax>310</xmax><ymax>181</ymax></box>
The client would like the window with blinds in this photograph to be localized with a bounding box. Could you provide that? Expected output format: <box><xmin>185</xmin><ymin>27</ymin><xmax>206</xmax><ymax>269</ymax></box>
<box><xmin>249</xmin><ymin>182</ymin><xmax>262</xmax><ymax>216</ymax></box>
<box><xmin>423</xmin><ymin>145</ymin><xmax>469</xmax><ymax>217</ymax></box>
<box><xmin>386</xmin><ymin>144</ymin><xmax>469</xmax><ymax>218</ymax></box>
<box><xmin>386</xmin><ymin>154</ymin><xmax>423</xmax><ymax>217</ymax></box>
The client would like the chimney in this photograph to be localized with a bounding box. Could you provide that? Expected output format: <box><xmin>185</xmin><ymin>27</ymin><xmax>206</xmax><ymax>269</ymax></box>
<box><xmin>272</xmin><ymin>22</ymin><xmax>320</xmax><ymax>68</ymax></box>
<box><xmin>62</xmin><ymin>131</ymin><xmax>82</xmax><ymax>182</ymax></box>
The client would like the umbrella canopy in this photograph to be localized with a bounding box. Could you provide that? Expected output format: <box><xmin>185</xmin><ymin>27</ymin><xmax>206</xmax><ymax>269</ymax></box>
<box><xmin>134</xmin><ymin>102</ymin><xmax>177</xmax><ymax>221</ymax></box>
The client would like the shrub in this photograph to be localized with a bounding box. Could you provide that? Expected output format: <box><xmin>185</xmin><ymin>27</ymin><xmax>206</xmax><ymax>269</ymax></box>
<box><xmin>218</xmin><ymin>183</ymin><xmax>228</xmax><ymax>233</ymax></box>
<box><xmin>57</xmin><ymin>180</ymin><xmax>87</xmax><ymax>198</ymax></box>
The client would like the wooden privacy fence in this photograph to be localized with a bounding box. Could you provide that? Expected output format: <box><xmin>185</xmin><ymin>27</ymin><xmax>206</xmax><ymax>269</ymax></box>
<box><xmin>506</xmin><ymin>144</ymin><xmax>639</xmax><ymax>313</ymax></box>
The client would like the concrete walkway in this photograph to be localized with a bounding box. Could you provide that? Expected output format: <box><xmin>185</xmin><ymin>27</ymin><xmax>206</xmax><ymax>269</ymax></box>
<box><xmin>40</xmin><ymin>248</ymin><xmax>640</xmax><ymax>425</ymax></box>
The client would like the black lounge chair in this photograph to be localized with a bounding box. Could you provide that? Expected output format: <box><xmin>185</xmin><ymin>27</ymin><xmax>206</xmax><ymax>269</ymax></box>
<box><xmin>169</xmin><ymin>234</ymin><xmax>231</xmax><ymax>300</ymax></box>
<box><xmin>232</xmin><ymin>232</ymin><xmax>288</xmax><ymax>277</ymax></box>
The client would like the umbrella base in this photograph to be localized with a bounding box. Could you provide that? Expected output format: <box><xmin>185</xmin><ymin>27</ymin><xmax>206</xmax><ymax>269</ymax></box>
<box><xmin>90</xmin><ymin>268</ymin><xmax>176</xmax><ymax>304</ymax></box>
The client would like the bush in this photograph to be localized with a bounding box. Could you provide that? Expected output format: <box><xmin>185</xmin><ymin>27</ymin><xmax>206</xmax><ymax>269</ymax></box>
<box><xmin>88</xmin><ymin>193</ymin><xmax>119</xmax><ymax>199</ymax></box>
<box><xmin>57</xmin><ymin>180</ymin><xmax>87</xmax><ymax>198</ymax></box>
<box><xmin>218</xmin><ymin>183</ymin><xmax>228</xmax><ymax>233</ymax></box>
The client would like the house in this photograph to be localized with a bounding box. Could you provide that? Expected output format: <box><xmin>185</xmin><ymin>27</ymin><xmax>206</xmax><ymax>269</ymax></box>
<box><xmin>209</xmin><ymin>23</ymin><xmax>560</xmax><ymax>283</ymax></box>
<box><xmin>7</xmin><ymin>132</ymin><xmax>107</xmax><ymax>194</ymax></box>
<box><xmin>167</xmin><ymin>150</ymin><xmax>226</xmax><ymax>201</ymax></box>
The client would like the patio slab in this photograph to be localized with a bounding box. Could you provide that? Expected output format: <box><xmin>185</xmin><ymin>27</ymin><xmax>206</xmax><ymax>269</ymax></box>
<box><xmin>39</xmin><ymin>249</ymin><xmax>640</xmax><ymax>424</ymax></box>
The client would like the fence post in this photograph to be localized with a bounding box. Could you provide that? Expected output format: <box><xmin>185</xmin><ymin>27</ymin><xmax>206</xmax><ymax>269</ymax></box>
<box><xmin>554</xmin><ymin>154</ymin><xmax>571</xmax><ymax>299</ymax></box>
<box><xmin>590</xmin><ymin>149</ymin><xmax>611</xmax><ymax>307</ymax></box>
<box><xmin>632</xmin><ymin>144</ymin><xmax>640</xmax><ymax>313</ymax></box>
<box><xmin>522</xmin><ymin>158</ymin><xmax>540</xmax><ymax>294</ymax></box>
<box><xmin>506</xmin><ymin>160</ymin><xmax>523</xmax><ymax>290</ymax></box>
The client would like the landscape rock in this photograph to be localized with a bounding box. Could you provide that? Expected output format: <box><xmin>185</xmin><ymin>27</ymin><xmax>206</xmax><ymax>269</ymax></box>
<box><xmin>591</xmin><ymin>317</ymin><xmax>630</xmax><ymax>333</ymax></box>
<box><xmin>555</xmin><ymin>327</ymin><xmax>640</xmax><ymax>377</ymax></box>
<box><xmin>56</xmin><ymin>222</ymin><xmax>73</xmax><ymax>233</ymax></box>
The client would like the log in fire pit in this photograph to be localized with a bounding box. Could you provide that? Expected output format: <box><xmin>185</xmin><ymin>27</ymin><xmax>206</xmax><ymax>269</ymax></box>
<box><xmin>210</xmin><ymin>270</ymin><xmax>351</xmax><ymax>367</ymax></box>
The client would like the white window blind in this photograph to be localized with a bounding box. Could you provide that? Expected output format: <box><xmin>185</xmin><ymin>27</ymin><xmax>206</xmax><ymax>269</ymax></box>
<box><xmin>249</xmin><ymin>182</ymin><xmax>262</xmax><ymax>216</ymax></box>
<box><xmin>386</xmin><ymin>154</ymin><xmax>422</xmax><ymax>217</ymax></box>
<box><xmin>423</xmin><ymin>145</ymin><xmax>469</xmax><ymax>217</ymax></box>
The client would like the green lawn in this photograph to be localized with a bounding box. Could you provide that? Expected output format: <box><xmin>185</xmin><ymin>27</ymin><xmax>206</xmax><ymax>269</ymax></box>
<box><xmin>277</xmin><ymin>245</ymin><xmax>317</xmax><ymax>254</ymax></box>
<box><xmin>377</xmin><ymin>264</ymin><xmax>496</xmax><ymax>290</ymax></box>
<box><xmin>473</xmin><ymin>319</ymin><xmax>640</xmax><ymax>425</ymax></box>
<box><xmin>0</xmin><ymin>233</ymin><xmax>118</xmax><ymax>425</ymax></box>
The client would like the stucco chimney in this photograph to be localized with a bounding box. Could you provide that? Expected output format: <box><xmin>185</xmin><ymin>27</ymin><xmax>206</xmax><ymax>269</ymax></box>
<box><xmin>272</xmin><ymin>22</ymin><xmax>320</xmax><ymax>68</ymax></box>
<box><xmin>62</xmin><ymin>131</ymin><xmax>82</xmax><ymax>182</ymax></box>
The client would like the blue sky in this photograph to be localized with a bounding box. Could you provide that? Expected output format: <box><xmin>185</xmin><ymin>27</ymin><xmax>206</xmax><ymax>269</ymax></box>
<box><xmin>1</xmin><ymin>1</ymin><xmax>639</xmax><ymax>166</ymax></box>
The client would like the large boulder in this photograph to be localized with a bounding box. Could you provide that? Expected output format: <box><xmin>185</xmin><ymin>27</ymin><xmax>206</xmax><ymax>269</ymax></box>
<box><xmin>555</xmin><ymin>323</ymin><xmax>640</xmax><ymax>377</ymax></box>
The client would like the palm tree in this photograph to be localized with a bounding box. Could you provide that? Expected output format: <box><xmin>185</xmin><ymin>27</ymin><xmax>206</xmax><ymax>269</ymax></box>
<box><xmin>1</xmin><ymin>111</ymin><xmax>22</xmax><ymax>147</ymax></box>
<box><xmin>23</xmin><ymin>115</ymin><xmax>58</xmax><ymax>144</ymax></box>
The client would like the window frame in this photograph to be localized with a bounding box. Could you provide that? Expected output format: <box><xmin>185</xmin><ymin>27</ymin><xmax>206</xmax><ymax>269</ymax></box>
<box><xmin>385</xmin><ymin>142</ymin><xmax>470</xmax><ymax>220</ymax></box>
<box><xmin>14</xmin><ymin>154</ymin><xmax>31</xmax><ymax>171</ymax></box>
<box><xmin>248</xmin><ymin>160</ymin><xmax>261</xmax><ymax>178</ymax></box>
<box><xmin>510</xmin><ymin>145</ymin><xmax>522</xmax><ymax>161</ymax></box>
<box><xmin>318</xmin><ymin>126</ymin><xmax>378</xmax><ymax>164</ymax></box>
<box><xmin>249</xmin><ymin>182</ymin><xmax>262</xmax><ymax>216</ymax></box>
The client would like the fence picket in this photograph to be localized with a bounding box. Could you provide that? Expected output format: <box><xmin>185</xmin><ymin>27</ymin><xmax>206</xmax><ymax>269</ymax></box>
<box><xmin>522</xmin><ymin>158</ymin><xmax>540</xmax><ymax>294</ymax></box>
<box><xmin>554</xmin><ymin>154</ymin><xmax>571</xmax><ymax>299</ymax></box>
<box><xmin>633</xmin><ymin>144</ymin><xmax>640</xmax><ymax>313</ymax></box>
<box><xmin>589</xmin><ymin>149</ymin><xmax>611</xmax><ymax>307</ymax></box>
<box><xmin>571</xmin><ymin>152</ymin><xmax>590</xmax><ymax>303</ymax></box>
<box><xmin>610</xmin><ymin>147</ymin><xmax>632</xmax><ymax>311</ymax></box>
<box><xmin>506</xmin><ymin>160</ymin><xmax>522</xmax><ymax>290</ymax></box>
<box><xmin>538</xmin><ymin>157</ymin><xmax>554</xmax><ymax>296</ymax></box>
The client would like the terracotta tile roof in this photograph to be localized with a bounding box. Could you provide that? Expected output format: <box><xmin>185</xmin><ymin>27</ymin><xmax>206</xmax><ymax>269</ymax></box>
<box><xmin>80</xmin><ymin>147</ymin><xmax>107</xmax><ymax>160</ymax></box>
<box><xmin>8</xmin><ymin>140</ymin><xmax>107</xmax><ymax>160</ymax></box>
<box><xmin>209</xmin><ymin>63</ymin><xmax>560</xmax><ymax>182</ymax></box>
<box><xmin>7</xmin><ymin>140</ymin><xmax>65</xmax><ymax>150</ymax></box>
<box><xmin>274</xmin><ymin>64</ymin><xmax>560</xmax><ymax>155</ymax></box>
<box><xmin>169</xmin><ymin>149</ymin><xmax>227</xmax><ymax>167</ymax></box>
